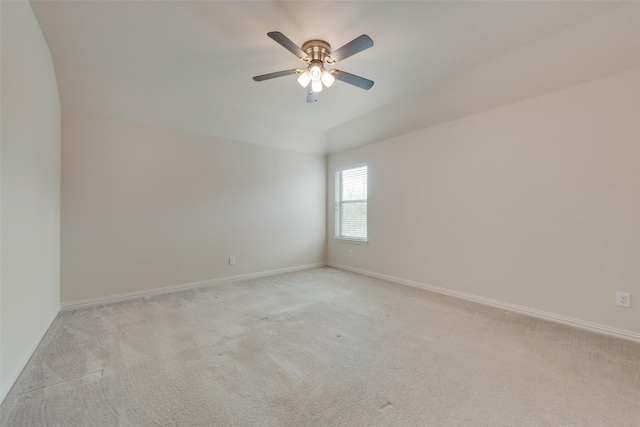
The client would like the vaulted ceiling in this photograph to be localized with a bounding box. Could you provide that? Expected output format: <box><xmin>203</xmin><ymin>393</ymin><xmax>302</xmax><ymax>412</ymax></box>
<box><xmin>30</xmin><ymin>1</ymin><xmax>637</xmax><ymax>154</ymax></box>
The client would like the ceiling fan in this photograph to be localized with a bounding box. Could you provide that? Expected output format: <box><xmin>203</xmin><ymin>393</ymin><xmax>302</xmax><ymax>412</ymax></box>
<box><xmin>253</xmin><ymin>32</ymin><xmax>374</xmax><ymax>103</ymax></box>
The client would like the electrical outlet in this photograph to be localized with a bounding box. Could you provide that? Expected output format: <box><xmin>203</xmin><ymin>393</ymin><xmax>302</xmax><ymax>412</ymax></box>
<box><xmin>349</xmin><ymin>250</ymin><xmax>353</xmax><ymax>257</ymax></box>
<box><xmin>229</xmin><ymin>256</ymin><xmax>236</xmax><ymax>266</ymax></box>
<box><xmin>616</xmin><ymin>291</ymin><xmax>630</xmax><ymax>307</ymax></box>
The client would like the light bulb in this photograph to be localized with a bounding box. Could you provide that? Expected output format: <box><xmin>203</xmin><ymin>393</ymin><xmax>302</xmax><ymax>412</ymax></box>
<box><xmin>311</xmin><ymin>79</ymin><xmax>323</xmax><ymax>93</ymax></box>
<box><xmin>321</xmin><ymin>70</ymin><xmax>335</xmax><ymax>88</ymax></box>
<box><xmin>297</xmin><ymin>71</ymin><xmax>311</xmax><ymax>88</ymax></box>
<box><xmin>309</xmin><ymin>65</ymin><xmax>322</xmax><ymax>81</ymax></box>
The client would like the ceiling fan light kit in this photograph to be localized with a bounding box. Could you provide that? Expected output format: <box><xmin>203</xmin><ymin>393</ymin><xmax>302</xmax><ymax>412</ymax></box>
<box><xmin>253</xmin><ymin>31</ymin><xmax>374</xmax><ymax>103</ymax></box>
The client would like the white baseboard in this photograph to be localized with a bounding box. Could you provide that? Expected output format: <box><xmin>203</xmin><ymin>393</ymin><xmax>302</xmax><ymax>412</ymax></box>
<box><xmin>328</xmin><ymin>262</ymin><xmax>640</xmax><ymax>344</ymax></box>
<box><xmin>61</xmin><ymin>263</ymin><xmax>326</xmax><ymax>310</ymax></box>
<box><xmin>1</xmin><ymin>306</ymin><xmax>61</xmax><ymax>404</ymax></box>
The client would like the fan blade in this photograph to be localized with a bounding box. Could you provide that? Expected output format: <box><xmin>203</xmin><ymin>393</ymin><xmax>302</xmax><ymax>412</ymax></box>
<box><xmin>330</xmin><ymin>35</ymin><xmax>373</xmax><ymax>62</ymax></box>
<box><xmin>253</xmin><ymin>69</ymin><xmax>298</xmax><ymax>81</ymax></box>
<box><xmin>306</xmin><ymin>88</ymin><xmax>318</xmax><ymax>103</ymax></box>
<box><xmin>332</xmin><ymin>70</ymin><xmax>374</xmax><ymax>90</ymax></box>
<box><xmin>268</xmin><ymin>31</ymin><xmax>309</xmax><ymax>60</ymax></box>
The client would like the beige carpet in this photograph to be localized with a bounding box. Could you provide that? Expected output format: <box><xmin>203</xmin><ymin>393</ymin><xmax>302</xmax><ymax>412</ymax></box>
<box><xmin>1</xmin><ymin>267</ymin><xmax>639</xmax><ymax>426</ymax></box>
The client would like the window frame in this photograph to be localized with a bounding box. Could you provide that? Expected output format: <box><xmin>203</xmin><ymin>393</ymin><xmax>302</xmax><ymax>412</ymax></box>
<box><xmin>334</xmin><ymin>163</ymin><xmax>368</xmax><ymax>244</ymax></box>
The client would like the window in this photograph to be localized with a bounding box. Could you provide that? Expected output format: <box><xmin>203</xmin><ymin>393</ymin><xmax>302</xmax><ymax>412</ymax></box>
<box><xmin>335</xmin><ymin>165</ymin><xmax>368</xmax><ymax>242</ymax></box>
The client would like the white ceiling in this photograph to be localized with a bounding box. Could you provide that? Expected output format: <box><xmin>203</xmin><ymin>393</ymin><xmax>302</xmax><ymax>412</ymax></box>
<box><xmin>30</xmin><ymin>1</ymin><xmax>634</xmax><ymax>155</ymax></box>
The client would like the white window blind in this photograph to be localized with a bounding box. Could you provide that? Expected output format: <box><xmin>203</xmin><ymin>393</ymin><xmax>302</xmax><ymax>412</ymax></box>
<box><xmin>335</xmin><ymin>165</ymin><xmax>367</xmax><ymax>241</ymax></box>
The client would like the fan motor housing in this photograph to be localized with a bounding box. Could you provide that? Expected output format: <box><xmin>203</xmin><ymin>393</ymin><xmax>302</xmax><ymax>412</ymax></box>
<box><xmin>301</xmin><ymin>40</ymin><xmax>332</xmax><ymax>63</ymax></box>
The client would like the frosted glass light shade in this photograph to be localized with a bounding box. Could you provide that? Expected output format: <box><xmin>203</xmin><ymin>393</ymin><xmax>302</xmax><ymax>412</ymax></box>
<box><xmin>311</xmin><ymin>80</ymin><xmax>323</xmax><ymax>93</ymax></box>
<box><xmin>309</xmin><ymin>65</ymin><xmax>322</xmax><ymax>81</ymax></box>
<box><xmin>321</xmin><ymin>70</ymin><xmax>335</xmax><ymax>87</ymax></box>
<box><xmin>297</xmin><ymin>71</ymin><xmax>311</xmax><ymax>88</ymax></box>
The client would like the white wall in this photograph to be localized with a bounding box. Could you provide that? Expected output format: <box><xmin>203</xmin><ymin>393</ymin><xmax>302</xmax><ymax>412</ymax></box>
<box><xmin>61</xmin><ymin>109</ymin><xmax>326</xmax><ymax>303</ymax></box>
<box><xmin>1</xmin><ymin>1</ymin><xmax>61</xmax><ymax>400</ymax></box>
<box><xmin>328</xmin><ymin>68</ymin><xmax>640</xmax><ymax>337</ymax></box>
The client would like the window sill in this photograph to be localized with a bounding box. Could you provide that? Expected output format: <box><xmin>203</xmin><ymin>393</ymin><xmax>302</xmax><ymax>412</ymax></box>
<box><xmin>333</xmin><ymin>237</ymin><xmax>368</xmax><ymax>245</ymax></box>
